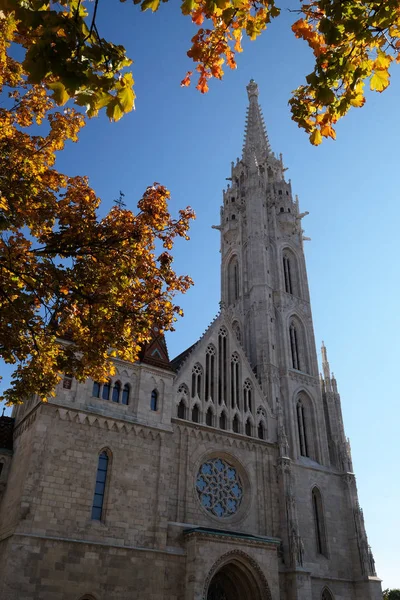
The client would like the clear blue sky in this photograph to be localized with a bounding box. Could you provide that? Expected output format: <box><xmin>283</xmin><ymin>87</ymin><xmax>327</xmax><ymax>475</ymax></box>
<box><xmin>1</xmin><ymin>2</ymin><xmax>399</xmax><ymax>589</ymax></box>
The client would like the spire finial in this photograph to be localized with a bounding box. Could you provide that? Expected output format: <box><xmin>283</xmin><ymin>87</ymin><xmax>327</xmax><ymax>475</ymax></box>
<box><xmin>321</xmin><ymin>340</ymin><xmax>331</xmax><ymax>387</ymax></box>
<box><xmin>242</xmin><ymin>81</ymin><xmax>271</xmax><ymax>166</ymax></box>
<box><xmin>246</xmin><ymin>79</ymin><xmax>259</xmax><ymax>100</ymax></box>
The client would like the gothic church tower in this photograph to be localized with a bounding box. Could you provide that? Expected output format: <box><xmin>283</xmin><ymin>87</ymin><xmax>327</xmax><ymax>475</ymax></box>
<box><xmin>0</xmin><ymin>82</ymin><xmax>382</xmax><ymax>600</ymax></box>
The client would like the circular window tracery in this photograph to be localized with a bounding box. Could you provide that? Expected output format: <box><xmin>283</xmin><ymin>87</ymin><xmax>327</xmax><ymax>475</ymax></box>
<box><xmin>196</xmin><ymin>458</ymin><xmax>243</xmax><ymax>518</ymax></box>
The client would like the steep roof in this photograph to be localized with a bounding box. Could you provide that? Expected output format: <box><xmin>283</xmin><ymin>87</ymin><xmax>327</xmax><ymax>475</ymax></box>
<box><xmin>138</xmin><ymin>327</ymin><xmax>174</xmax><ymax>371</ymax></box>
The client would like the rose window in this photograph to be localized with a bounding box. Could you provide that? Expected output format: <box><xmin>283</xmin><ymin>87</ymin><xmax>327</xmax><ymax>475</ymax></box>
<box><xmin>196</xmin><ymin>458</ymin><xmax>243</xmax><ymax>518</ymax></box>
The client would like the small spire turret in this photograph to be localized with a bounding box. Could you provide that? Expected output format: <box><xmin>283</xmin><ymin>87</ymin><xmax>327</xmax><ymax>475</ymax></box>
<box><xmin>321</xmin><ymin>341</ymin><xmax>331</xmax><ymax>391</ymax></box>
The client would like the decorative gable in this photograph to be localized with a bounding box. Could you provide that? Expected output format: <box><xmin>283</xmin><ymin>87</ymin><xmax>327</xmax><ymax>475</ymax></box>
<box><xmin>138</xmin><ymin>327</ymin><xmax>173</xmax><ymax>371</ymax></box>
<box><xmin>172</xmin><ymin>313</ymin><xmax>274</xmax><ymax>440</ymax></box>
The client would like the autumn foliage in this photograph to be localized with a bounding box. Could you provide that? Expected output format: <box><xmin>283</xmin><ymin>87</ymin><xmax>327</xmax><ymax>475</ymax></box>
<box><xmin>1</xmin><ymin>0</ymin><xmax>399</xmax><ymax>403</ymax></box>
<box><xmin>0</xmin><ymin>8</ymin><xmax>194</xmax><ymax>404</ymax></box>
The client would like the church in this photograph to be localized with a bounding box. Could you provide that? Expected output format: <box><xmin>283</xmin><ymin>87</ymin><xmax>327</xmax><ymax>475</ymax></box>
<box><xmin>0</xmin><ymin>81</ymin><xmax>382</xmax><ymax>600</ymax></box>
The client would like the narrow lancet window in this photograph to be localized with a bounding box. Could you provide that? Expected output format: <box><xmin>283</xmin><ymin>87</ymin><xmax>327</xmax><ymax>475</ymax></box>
<box><xmin>312</xmin><ymin>488</ymin><xmax>328</xmax><ymax>556</ymax></box>
<box><xmin>297</xmin><ymin>399</ymin><xmax>309</xmax><ymax>457</ymax></box>
<box><xmin>92</xmin><ymin>382</ymin><xmax>101</xmax><ymax>398</ymax></box>
<box><xmin>218</xmin><ymin>328</ymin><xmax>227</xmax><ymax>404</ymax></box>
<box><xmin>245</xmin><ymin>419</ymin><xmax>251</xmax><ymax>437</ymax></box>
<box><xmin>122</xmin><ymin>384</ymin><xmax>130</xmax><ymax>405</ymax></box>
<box><xmin>258</xmin><ymin>421</ymin><xmax>265</xmax><ymax>440</ymax></box>
<box><xmin>177</xmin><ymin>399</ymin><xmax>186</xmax><ymax>419</ymax></box>
<box><xmin>219</xmin><ymin>411</ymin><xmax>227</xmax><ymax>430</ymax></box>
<box><xmin>205</xmin><ymin>345</ymin><xmax>215</xmax><ymax>401</ymax></box>
<box><xmin>290</xmin><ymin>322</ymin><xmax>301</xmax><ymax>370</ymax></box>
<box><xmin>150</xmin><ymin>389</ymin><xmax>158</xmax><ymax>411</ymax></box>
<box><xmin>102</xmin><ymin>380</ymin><xmax>111</xmax><ymax>400</ymax></box>
<box><xmin>112</xmin><ymin>382</ymin><xmax>120</xmax><ymax>403</ymax></box>
<box><xmin>191</xmin><ymin>364</ymin><xmax>202</xmax><ymax>398</ymax></box>
<box><xmin>283</xmin><ymin>255</ymin><xmax>293</xmax><ymax>294</ymax></box>
<box><xmin>192</xmin><ymin>405</ymin><xmax>200</xmax><ymax>423</ymax></box>
<box><xmin>233</xmin><ymin>414</ymin><xmax>240</xmax><ymax>433</ymax></box>
<box><xmin>91</xmin><ymin>451</ymin><xmax>109</xmax><ymax>521</ymax></box>
<box><xmin>243</xmin><ymin>380</ymin><xmax>252</xmax><ymax>413</ymax></box>
<box><xmin>206</xmin><ymin>407</ymin><xmax>213</xmax><ymax>426</ymax></box>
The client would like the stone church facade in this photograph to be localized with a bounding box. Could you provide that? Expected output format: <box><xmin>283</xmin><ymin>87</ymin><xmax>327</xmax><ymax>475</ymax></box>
<box><xmin>0</xmin><ymin>81</ymin><xmax>382</xmax><ymax>600</ymax></box>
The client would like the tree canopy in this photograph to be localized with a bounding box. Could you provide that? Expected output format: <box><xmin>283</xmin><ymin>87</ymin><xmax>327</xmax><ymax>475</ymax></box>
<box><xmin>0</xmin><ymin>6</ymin><xmax>194</xmax><ymax>404</ymax></box>
<box><xmin>1</xmin><ymin>0</ymin><xmax>399</xmax><ymax>143</ymax></box>
<box><xmin>1</xmin><ymin>0</ymin><xmax>399</xmax><ymax>403</ymax></box>
<box><xmin>383</xmin><ymin>590</ymin><xmax>400</xmax><ymax>600</ymax></box>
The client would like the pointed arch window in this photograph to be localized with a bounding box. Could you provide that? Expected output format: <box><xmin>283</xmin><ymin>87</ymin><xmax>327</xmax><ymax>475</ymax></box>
<box><xmin>121</xmin><ymin>384</ymin><xmax>130</xmax><ymax>405</ymax></box>
<box><xmin>205</xmin><ymin>345</ymin><xmax>215</xmax><ymax>401</ymax></box>
<box><xmin>289</xmin><ymin>321</ymin><xmax>301</xmax><ymax>370</ymax></box>
<box><xmin>230</xmin><ymin>353</ymin><xmax>240</xmax><ymax>409</ymax></box>
<box><xmin>150</xmin><ymin>389</ymin><xmax>158</xmax><ymax>411</ymax></box>
<box><xmin>245</xmin><ymin>419</ymin><xmax>252</xmax><ymax>437</ymax></box>
<box><xmin>321</xmin><ymin>589</ymin><xmax>334</xmax><ymax>600</ymax></box>
<box><xmin>112</xmin><ymin>382</ymin><xmax>121</xmax><ymax>403</ymax></box>
<box><xmin>102</xmin><ymin>380</ymin><xmax>111</xmax><ymax>400</ymax></box>
<box><xmin>232</xmin><ymin>414</ymin><xmax>240</xmax><ymax>433</ymax></box>
<box><xmin>192</xmin><ymin>404</ymin><xmax>200</xmax><ymax>423</ymax></box>
<box><xmin>91</xmin><ymin>451</ymin><xmax>109</xmax><ymax>521</ymax></box>
<box><xmin>191</xmin><ymin>364</ymin><xmax>202</xmax><ymax>399</ymax></box>
<box><xmin>312</xmin><ymin>487</ymin><xmax>328</xmax><ymax>556</ymax></box>
<box><xmin>219</xmin><ymin>411</ymin><xmax>227</xmax><ymax>430</ymax></box>
<box><xmin>177</xmin><ymin>399</ymin><xmax>186</xmax><ymax>419</ymax></box>
<box><xmin>206</xmin><ymin>407</ymin><xmax>213</xmax><ymax>427</ymax></box>
<box><xmin>92</xmin><ymin>382</ymin><xmax>101</xmax><ymax>398</ymax></box>
<box><xmin>283</xmin><ymin>255</ymin><xmax>293</xmax><ymax>294</ymax></box>
<box><xmin>243</xmin><ymin>380</ymin><xmax>252</xmax><ymax>413</ymax></box>
<box><xmin>228</xmin><ymin>256</ymin><xmax>239</xmax><ymax>305</ymax></box>
<box><xmin>296</xmin><ymin>398</ymin><xmax>309</xmax><ymax>457</ymax></box>
<box><xmin>258</xmin><ymin>421</ymin><xmax>265</xmax><ymax>440</ymax></box>
<box><xmin>218</xmin><ymin>328</ymin><xmax>227</xmax><ymax>405</ymax></box>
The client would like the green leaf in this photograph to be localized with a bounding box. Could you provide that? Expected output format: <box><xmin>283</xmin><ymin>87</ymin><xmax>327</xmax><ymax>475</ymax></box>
<box><xmin>181</xmin><ymin>0</ymin><xmax>196</xmax><ymax>15</ymax></box>
<box><xmin>47</xmin><ymin>82</ymin><xmax>70</xmax><ymax>106</ymax></box>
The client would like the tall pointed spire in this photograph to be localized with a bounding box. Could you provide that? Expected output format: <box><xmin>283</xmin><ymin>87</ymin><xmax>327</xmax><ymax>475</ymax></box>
<box><xmin>242</xmin><ymin>80</ymin><xmax>271</xmax><ymax>167</ymax></box>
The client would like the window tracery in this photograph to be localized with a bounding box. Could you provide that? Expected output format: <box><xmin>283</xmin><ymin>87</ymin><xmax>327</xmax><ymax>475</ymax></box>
<box><xmin>218</xmin><ymin>328</ymin><xmax>227</xmax><ymax>405</ymax></box>
<box><xmin>196</xmin><ymin>458</ymin><xmax>243</xmax><ymax>518</ymax></box>
<box><xmin>243</xmin><ymin>380</ymin><xmax>252</xmax><ymax>413</ymax></box>
<box><xmin>205</xmin><ymin>345</ymin><xmax>216</xmax><ymax>402</ymax></box>
<box><xmin>230</xmin><ymin>353</ymin><xmax>240</xmax><ymax>409</ymax></box>
<box><xmin>191</xmin><ymin>364</ymin><xmax>203</xmax><ymax>399</ymax></box>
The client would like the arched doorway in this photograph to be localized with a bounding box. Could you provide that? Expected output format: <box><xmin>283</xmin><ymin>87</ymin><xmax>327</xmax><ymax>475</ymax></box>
<box><xmin>205</xmin><ymin>551</ymin><xmax>271</xmax><ymax>600</ymax></box>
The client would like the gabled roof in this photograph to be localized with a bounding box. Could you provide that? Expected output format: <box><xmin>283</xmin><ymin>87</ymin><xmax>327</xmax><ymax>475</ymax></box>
<box><xmin>170</xmin><ymin>343</ymin><xmax>197</xmax><ymax>372</ymax></box>
<box><xmin>138</xmin><ymin>327</ymin><xmax>174</xmax><ymax>371</ymax></box>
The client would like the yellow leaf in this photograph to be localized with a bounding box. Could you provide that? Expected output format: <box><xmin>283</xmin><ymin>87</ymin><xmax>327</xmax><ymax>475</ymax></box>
<box><xmin>374</xmin><ymin>51</ymin><xmax>392</xmax><ymax>70</ymax></box>
<box><xmin>310</xmin><ymin>129</ymin><xmax>322</xmax><ymax>145</ymax></box>
<box><xmin>370</xmin><ymin>69</ymin><xmax>389</xmax><ymax>92</ymax></box>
